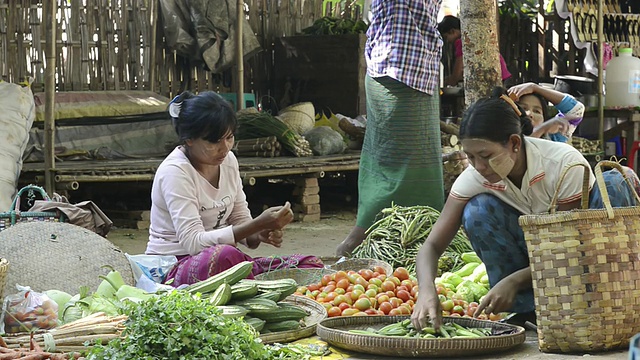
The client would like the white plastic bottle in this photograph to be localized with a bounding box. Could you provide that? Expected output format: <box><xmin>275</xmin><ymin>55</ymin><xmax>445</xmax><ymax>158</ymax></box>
<box><xmin>605</xmin><ymin>48</ymin><xmax>640</xmax><ymax>108</ymax></box>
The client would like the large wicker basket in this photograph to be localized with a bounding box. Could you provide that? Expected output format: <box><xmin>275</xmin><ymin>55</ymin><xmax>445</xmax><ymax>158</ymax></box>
<box><xmin>519</xmin><ymin>161</ymin><xmax>640</xmax><ymax>353</ymax></box>
<box><xmin>0</xmin><ymin>258</ymin><xmax>8</xmax><ymax>301</ymax></box>
<box><xmin>278</xmin><ymin>102</ymin><xmax>315</xmax><ymax>135</ymax></box>
<box><xmin>316</xmin><ymin>315</ymin><xmax>526</xmax><ymax>358</ymax></box>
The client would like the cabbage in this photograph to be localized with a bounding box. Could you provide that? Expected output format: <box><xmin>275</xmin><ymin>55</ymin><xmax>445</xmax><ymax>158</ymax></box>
<box><xmin>44</xmin><ymin>290</ymin><xmax>73</xmax><ymax>318</ymax></box>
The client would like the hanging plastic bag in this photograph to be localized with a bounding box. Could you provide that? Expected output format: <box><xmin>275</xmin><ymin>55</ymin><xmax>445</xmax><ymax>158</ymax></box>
<box><xmin>1</xmin><ymin>284</ymin><xmax>58</xmax><ymax>333</ymax></box>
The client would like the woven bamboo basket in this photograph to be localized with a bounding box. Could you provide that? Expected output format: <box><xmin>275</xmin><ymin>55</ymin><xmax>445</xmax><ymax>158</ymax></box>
<box><xmin>519</xmin><ymin>161</ymin><xmax>640</xmax><ymax>353</ymax></box>
<box><xmin>0</xmin><ymin>221</ymin><xmax>135</xmax><ymax>295</ymax></box>
<box><xmin>259</xmin><ymin>295</ymin><xmax>327</xmax><ymax>344</ymax></box>
<box><xmin>278</xmin><ymin>102</ymin><xmax>315</xmax><ymax>135</ymax></box>
<box><xmin>328</xmin><ymin>258</ymin><xmax>393</xmax><ymax>276</ymax></box>
<box><xmin>316</xmin><ymin>315</ymin><xmax>526</xmax><ymax>357</ymax></box>
<box><xmin>0</xmin><ymin>258</ymin><xmax>8</xmax><ymax>301</ymax></box>
<box><xmin>255</xmin><ymin>267</ymin><xmax>336</xmax><ymax>286</ymax></box>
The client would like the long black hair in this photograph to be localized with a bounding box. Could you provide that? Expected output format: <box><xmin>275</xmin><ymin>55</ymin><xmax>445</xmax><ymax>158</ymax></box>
<box><xmin>169</xmin><ymin>91</ymin><xmax>237</xmax><ymax>144</ymax></box>
<box><xmin>459</xmin><ymin>87</ymin><xmax>534</xmax><ymax>144</ymax></box>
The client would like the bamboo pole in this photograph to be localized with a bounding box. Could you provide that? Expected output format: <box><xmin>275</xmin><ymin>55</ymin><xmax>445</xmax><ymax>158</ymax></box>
<box><xmin>597</xmin><ymin>0</ymin><xmax>604</xmax><ymax>154</ymax></box>
<box><xmin>149</xmin><ymin>0</ymin><xmax>157</xmax><ymax>92</ymax></box>
<box><xmin>44</xmin><ymin>0</ymin><xmax>58</xmax><ymax>195</ymax></box>
<box><xmin>236</xmin><ymin>0</ymin><xmax>244</xmax><ymax>110</ymax></box>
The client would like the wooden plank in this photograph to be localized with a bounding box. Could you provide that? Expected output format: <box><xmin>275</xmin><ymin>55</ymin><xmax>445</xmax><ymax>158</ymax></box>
<box><xmin>96</xmin><ymin>0</ymin><xmax>107</xmax><ymax>89</ymax></box>
<box><xmin>7</xmin><ymin>0</ymin><xmax>15</xmax><ymax>82</ymax></box>
<box><xmin>139</xmin><ymin>0</ymin><xmax>149</xmax><ymax>90</ymax></box>
<box><xmin>118</xmin><ymin>0</ymin><xmax>128</xmax><ymax>90</ymax></box>
<box><xmin>81</xmin><ymin>0</ymin><xmax>91</xmax><ymax>90</ymax></box>
<box><xmin>30</xmin><ymin>2</ymin><xmax>43</xmax><ymax>83</ymax></box>
<box><xmin>16</xmin><ymin>0</ymin><xmax>26</xmax><ymax>81</ymax></box>
<box><xmin>128</xmin><ymin>0</ymin><xmax>138</xmax><ymax>89</ymax></box>
<box><xmin>0</xmin><ymin>3</ymin><xmax>7</xmax><ymax>80</ymax></box>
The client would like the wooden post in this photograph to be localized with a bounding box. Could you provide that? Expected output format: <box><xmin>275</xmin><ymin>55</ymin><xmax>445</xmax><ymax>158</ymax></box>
<box><xmin>597</xmin><ymin>0</ymin><xmax>604</xmax><ymax>154</ymax></box>
<box><xmin>44</xmin><ymin>0</ymin><xmax>58</xmax><ymax>195</ymax></box>
<box><xmin>236</xmin><ymin>0</ymin><xmax>244</xmax><ymax>110</ymax></box>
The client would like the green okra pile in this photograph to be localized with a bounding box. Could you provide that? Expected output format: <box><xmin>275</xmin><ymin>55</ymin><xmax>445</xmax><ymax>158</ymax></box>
<box><xmin>348</xmin><ymin>319</ymin><xmax>494</xmax><ymax>339</ymax></box>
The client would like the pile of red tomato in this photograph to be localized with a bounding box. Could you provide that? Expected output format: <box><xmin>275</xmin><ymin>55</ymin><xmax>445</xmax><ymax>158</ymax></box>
<box><xmin>295</xmin><ymin>266</ymin><xmax>506</xmax><ymax>321</ymax></box>
<box><xmin>294</xmin><ymin>266</ymin><xmax>415</xmax><ymax>317</ymax></box>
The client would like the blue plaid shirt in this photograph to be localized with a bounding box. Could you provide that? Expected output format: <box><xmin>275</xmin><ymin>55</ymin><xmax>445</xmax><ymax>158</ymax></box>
<box><xmin>365</xmin><ymin>0</ymin><xmax>443</xmax><ymax>95</ymax></box>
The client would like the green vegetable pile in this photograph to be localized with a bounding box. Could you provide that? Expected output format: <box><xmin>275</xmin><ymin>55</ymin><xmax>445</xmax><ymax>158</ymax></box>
<box><xmin>301</xmin><ymin>16</ymin><xmax>368</xmax><ymax>35</ymax></box>
<box><xmin>351</xmin><ymin>204</ymin><xmax>473</xmax><ymax>275</ymax></box>
<box><xmin>84</xmin><ymin>291</ymin><xmax>324</xmax><ymax>360</ymax></box>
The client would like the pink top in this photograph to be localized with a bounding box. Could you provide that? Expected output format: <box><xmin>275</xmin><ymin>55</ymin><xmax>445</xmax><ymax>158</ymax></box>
<box><xmin>146</xmin><ymin>147</ymin><xmax>253</xmax><ymax>256</ymax></box>
<box><xmin>454</xmin><ymin>39</ymin><xmax>512</xmax><ymax>81</ymax></box>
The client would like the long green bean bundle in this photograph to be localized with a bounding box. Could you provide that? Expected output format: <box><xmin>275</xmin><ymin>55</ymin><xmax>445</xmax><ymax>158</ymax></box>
<box><xmin>237</xmin><ymin>111</ymin><xmax>313</xmax><ymax>157</ymax></box>
<box><xmin>351</xmin><ymin>204</ymin><xmax>472</xmax><ymax>275</ymax></box>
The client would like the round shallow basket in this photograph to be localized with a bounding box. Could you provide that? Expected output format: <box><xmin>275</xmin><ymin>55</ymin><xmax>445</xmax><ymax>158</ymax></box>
<box><xmin>278</xmin><ymin>102</ymin><xmax>315</xmax><ymax>135</ymax></box>
<box><xmin>0</xmin><ymin>258</ymin><xmax>8</xmax><ymax>301</ymax></box>
<box><xmin>260</xmin><ymin>295</ymin><xmax>327</xmax><ymax>344</ymax></box>
<box><xmin>255</xmin><ymin>267</ymin><xmax>336</xmax><ymax>286</ymax></box>
<box><xmin>316</xmin><ymin>315</ymin><xmax>526</xmax><ymax>358</ymax></box>
<box><xmin>0</xmin><ymin>221</ymin><xmax>135</xmax><ymax>296</ymax></box>
<box><xmin>328</xmin><ymin>258</ymin><xmax>393</xmax><ymax>276</ymax></box>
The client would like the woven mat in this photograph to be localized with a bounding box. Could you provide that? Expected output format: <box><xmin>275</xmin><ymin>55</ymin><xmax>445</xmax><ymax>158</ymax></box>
<box><xmin>0</xmin><ymin>221</ymin><xmax>134</xmax><ymax>296</ymax></box>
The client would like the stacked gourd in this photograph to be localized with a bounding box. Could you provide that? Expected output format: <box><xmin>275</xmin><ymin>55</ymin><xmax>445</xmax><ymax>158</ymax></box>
<box><xmin>183</xmin><ymin>261</ymin><xmax>309</xmax><ymax>334</ymax></box>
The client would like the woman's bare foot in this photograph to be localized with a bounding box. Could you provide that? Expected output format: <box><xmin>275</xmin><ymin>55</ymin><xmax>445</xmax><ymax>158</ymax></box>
<box><xmin>336</xmin><ymin>226</ymin><xmax>366</xmax><ymax>256</ymax></box>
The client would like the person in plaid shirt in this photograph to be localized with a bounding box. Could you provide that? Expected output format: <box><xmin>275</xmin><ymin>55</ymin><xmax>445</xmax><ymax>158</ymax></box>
<box><xmin>337</xmin><ymin>0</ymin><xmax>445</xmax><ymax>256</ymax></box>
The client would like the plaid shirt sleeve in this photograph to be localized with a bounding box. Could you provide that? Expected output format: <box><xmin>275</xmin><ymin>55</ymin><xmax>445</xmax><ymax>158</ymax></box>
<box><xmin>365</xmin><ymin>0</ymin><xmax>443</xmax><ymax>95</ymax></box>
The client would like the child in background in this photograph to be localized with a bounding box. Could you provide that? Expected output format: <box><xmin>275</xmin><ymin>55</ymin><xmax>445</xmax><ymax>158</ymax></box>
<box><xmin>507</xmin><ymin>82</ymin><xmax>583</xmax><ymax>143</ymax></box>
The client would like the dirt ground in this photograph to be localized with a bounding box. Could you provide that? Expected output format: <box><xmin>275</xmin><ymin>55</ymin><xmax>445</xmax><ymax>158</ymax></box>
<box><xmin>105</xmin><ymin>208</ymin><xmax>629</xmax><ymax>360</ymax></box>
<box><xmin>106</xmin><ymin>209</ymin><xmax>356</xmax><ymax>261</ymax></box>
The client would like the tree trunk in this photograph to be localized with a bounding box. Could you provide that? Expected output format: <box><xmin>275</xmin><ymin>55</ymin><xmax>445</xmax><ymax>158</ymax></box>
<box><xmin>460</xmin><ymin>0</ymin><xmax>502</xmax><ymax>107</ymax></box>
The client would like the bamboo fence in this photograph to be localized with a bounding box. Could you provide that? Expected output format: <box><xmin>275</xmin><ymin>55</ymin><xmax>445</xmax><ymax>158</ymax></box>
<box><xmin>0</xmin><ymin>0</ymin><xmax>587</xmax><ymax>101</ymax></box>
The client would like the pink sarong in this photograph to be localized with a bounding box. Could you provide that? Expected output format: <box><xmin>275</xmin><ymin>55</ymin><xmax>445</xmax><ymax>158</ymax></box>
<box><xmin>164</xmin><ymin>245</ymin><xmax>323</xmax><ymax>287</ymax></box>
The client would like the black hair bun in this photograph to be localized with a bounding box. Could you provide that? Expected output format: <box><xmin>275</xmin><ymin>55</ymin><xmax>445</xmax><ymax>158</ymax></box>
<box><xmin>491</xmin><ymin>86</ymin><xmax>507</xmax><ymax>98</ymax></box>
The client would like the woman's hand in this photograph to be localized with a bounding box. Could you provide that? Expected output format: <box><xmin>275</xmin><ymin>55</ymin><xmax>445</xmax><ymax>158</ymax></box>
<box><xmin>473</xmin><ymin>277</ymin><xmax>518</xmax><ymax>317</ymax></box>
<box><xmin>257</xmin><ymin>201</ymin><xmax>294</xmax><ymax>230</ymax></box>
<box><xmin>257</xmin><ymin>228</ymin><xmax>284</xmax><ymax>247</ymax></box>
<box><xmin>541</xmin><ymin>117</ymin><xmax>569</xmax><ymax>135</ymax></box>
<box><xmin>411</xmin><ymin>291</ymin><xmax>443</xmax><ymax>331</ymax></box>
<box><xmin>507</xmin><ymin>82</ymin><xmax>539</xmax><ymax>100</ymax></box>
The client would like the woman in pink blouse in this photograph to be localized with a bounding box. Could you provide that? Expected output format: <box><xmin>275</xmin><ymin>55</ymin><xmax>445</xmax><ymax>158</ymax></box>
<box><xmin>146</xmin><ymin>91</ymin><xmax>322</xmax><ymax>286</ymax></box>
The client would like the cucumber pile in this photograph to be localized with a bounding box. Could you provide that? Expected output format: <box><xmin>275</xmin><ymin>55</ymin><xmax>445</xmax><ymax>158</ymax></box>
<box><xmin>185</xmin><ymin>261</ymin><xmax>310</xmax><ymax>334</ymax></box>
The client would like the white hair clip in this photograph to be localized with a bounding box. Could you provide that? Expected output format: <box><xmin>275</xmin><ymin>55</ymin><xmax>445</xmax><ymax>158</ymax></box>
<box><xmin>169</xmin><ymin>95</ymin><xmax>182</xmax><ymax>118</ymax></box>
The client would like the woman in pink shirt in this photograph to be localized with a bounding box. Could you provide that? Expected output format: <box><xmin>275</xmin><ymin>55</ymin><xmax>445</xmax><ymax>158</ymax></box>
<box><xmin>146</xmin><ymin>91</ymin><xmax>322</xmax><ymax>286</ymax></box>
<box><xmin>438</xmin><ymin>16</ymin><xmax>512</xmax><ymax>87</ymax></box>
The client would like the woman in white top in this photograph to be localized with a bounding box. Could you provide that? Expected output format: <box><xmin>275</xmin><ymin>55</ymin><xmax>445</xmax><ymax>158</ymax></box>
<box><xmin>411</xmin><ymin>88</ymin><xmax>637</xmax><ymax>330</ymax></box>
<box><xmin>146</xmin><ymin>91</ymin><xmax>322</xmax><ymax>286</ymax></box>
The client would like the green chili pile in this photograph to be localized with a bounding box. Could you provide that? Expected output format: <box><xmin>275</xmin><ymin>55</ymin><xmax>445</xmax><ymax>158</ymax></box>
<box><xmin>351</xmin><ymin>204</ymin><xmax>472</xmax><ymax>275</ymax></box>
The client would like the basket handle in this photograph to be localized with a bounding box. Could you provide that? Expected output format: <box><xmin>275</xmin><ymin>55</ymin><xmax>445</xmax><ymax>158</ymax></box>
<box><xmin>549</xmin><ymin>160</ymin><xmax>640</xmax><ymax>218</ymax></box>
<box><xmin>592</xmin><ymin>160</ymin><xmax>640</xmax><ymax>218</ymax></box>
<box><xmin>10</xmin><ymin>185</ymin><xmax>51</xmax><ymax>212</ymax></box>
<box><xmin>549</xmin><ymin>162</ymin><xmax>591</xmax><ymax>213</ymax></box>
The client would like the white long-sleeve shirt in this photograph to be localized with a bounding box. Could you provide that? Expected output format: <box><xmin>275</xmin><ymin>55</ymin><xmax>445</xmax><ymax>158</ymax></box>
<box><xmin>146</xmin><ymin>147</ymin><xmax>253</xmax><ymax>256</ymax></box>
